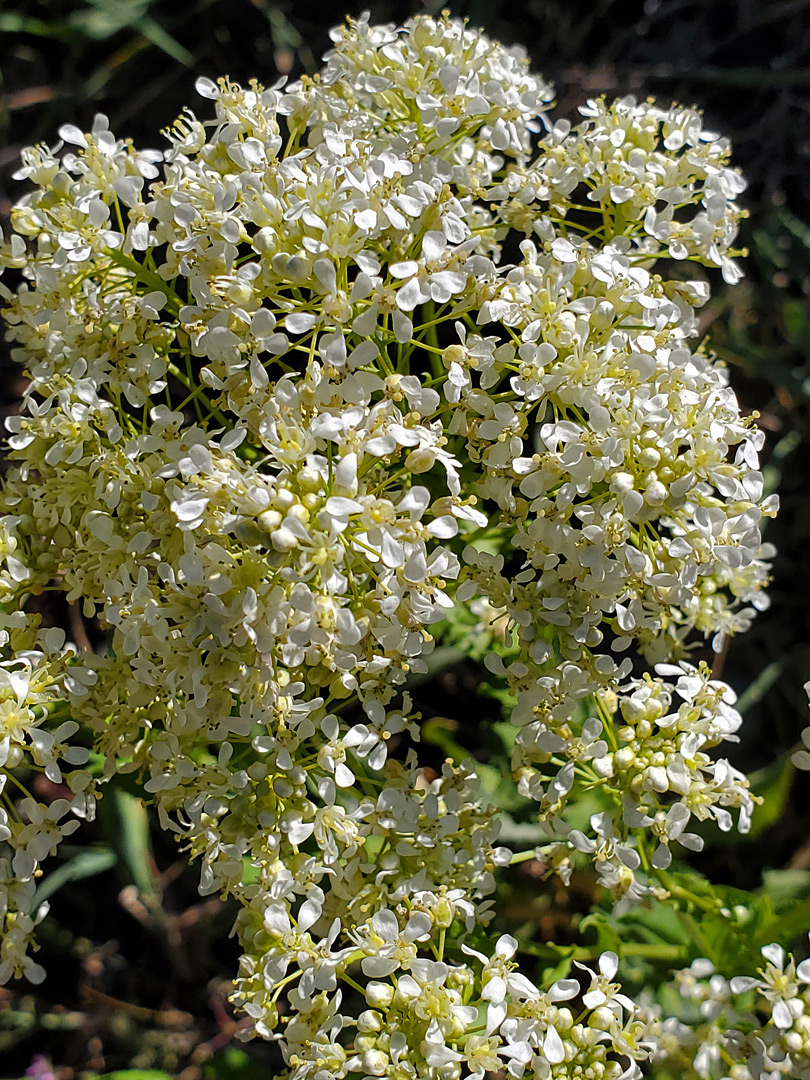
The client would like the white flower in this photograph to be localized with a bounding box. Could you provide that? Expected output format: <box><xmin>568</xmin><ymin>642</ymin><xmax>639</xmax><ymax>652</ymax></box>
<box><xmin>731</xmin><ymin>941</ymin><xmax>810</xmax><ymax>1030</ymax></box>
<box><xmin>355</xmin><ymin>908</ymin><xmax>432</xmax><ymax>978</ymax></box>
<box><xmin>0</xmin><ymin>15</ymin><xmax>772</xmax><ymax>1069</ymax></box>
<box><xmin>578</xmin><ymin>952</ymin><xmax>637</xmax><ymax>1015</ymax></box>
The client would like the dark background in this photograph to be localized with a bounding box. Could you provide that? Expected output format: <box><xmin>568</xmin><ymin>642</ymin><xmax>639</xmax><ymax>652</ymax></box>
<box><xmin>1</xmin><ymin>2</ymin><xmax>810</xmax><ymax>1076</ymax></box>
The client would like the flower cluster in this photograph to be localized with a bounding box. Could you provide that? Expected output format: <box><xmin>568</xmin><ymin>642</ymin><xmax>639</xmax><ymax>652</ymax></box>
<box><xmin>0</xmin><ymin>619</ymin><xmax>94</xmax><ymax>982</ymax></box>
<box><xmin>648</xmin><ymin>939</ymin><xmax>810</xmax><ymax>1079</ymax></box>
<box><xmin>0</xmin><ymin>9</ymin><xmax>780</xmax><ymax>1076</ymax></box>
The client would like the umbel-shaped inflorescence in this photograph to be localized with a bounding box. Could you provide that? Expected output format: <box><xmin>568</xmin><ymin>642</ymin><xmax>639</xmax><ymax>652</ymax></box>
<box><xmin>0</xmin><ymin>11</ymin><xmax>779</xmax><ymax>1078</ymax></box>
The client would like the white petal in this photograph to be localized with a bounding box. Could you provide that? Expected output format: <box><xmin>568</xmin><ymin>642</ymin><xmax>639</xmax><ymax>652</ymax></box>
<box><xmin>548</xmin><ymin>978</ymin><xmax>579</xmax><ymax>1001</ymax></box>
<box><xmin>761</xmin><ymin>944</ymin><xmax>785</xmax><ymax>968</ymax></box>
<box><xmin>263</xmin><ymin>903</ymin><xmax>291</xmax><ymax>935</ymax></box>
<box><xmin>599</xmin><ymin>952</ymin><xmax>619</xmax><ymax>979</ymax></box>
<box><xmin>297</xmin><ymin>898</ymin><xmax>321</xmax><ymax>933</ymax></box>
<box><xmin>544</xmin><ymin>1026</ymin><xmax>565</xmax><ymax>1063</ymax></box>
<box><xmin>772</xmin><ymin>998</ymin><xmax>793</xmax><ymax>1029</ymax></box>
<box><xmin>58</xmin><ymin>123</ymin><xmax>88</xmax><ymax>148</ymax></box>
<box><xmin>361</xmin><ymin>956</ymin><xmax>399</xmax><ymax>978</ymax></box>
<box><xmin>195</xmin><ymin>77</ymin><xmax>219</xmax><ymax>99</ymax></box>
<box><xmin>371</xmin><ymin>909</ymin><xmax>399</xmax><ymax>941</ymax></box>
<box><xmin>389</xmin><ymin>260</ymin><xmax>419</xmax><ymax>279</ymax></box>
<box><xmin>482</xmin><ymin>974</ymin><xmax>506</xmax><ymax>1003</ymax></box>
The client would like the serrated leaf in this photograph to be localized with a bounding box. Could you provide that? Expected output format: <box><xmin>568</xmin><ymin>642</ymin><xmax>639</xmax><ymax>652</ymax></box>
<box><xmin>617</xmin><ymin>901</ymin><xmax>692</xmax><ymax>948</ymax></box>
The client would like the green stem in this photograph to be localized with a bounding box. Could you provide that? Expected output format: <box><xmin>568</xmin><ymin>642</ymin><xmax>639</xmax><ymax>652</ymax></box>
<box><xmin>510</xmin><ymin>848</ymin><xmax>542</xmax><ymax>865</ymax></box>
<box><xmin>340</xmin><ymin>972</ymin><xmax>367</xmax><ymax>996</ymax></box>
<box><xmin>656</xmin><ymin>868</ymin><xmax>718</xmax><ymax>914</ymax></box>
<box><xmin>518</xmin><ymin>939</ymin><xmax>687</xmax><ymax>963</ymax></box>
<box><xmin>104</xmin><ymin>247</ymin><xmax>181</xmax><ymax>311</ymax></box>
<box><xmin>165</xmin><ymin>362</ymin><xmax>231</xmax><ymax>430</ymax></box>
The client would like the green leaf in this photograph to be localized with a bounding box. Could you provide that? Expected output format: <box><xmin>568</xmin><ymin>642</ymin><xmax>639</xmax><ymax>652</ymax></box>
<box><xmin>69</xmin><ymin>0</ymin><xmax>153</xmax><ymax>40</ymax></box>
<box><xmin>496</xmin><ymin>814</ymin><xmax>548</xmax><ymax>845</ymax></box>
<box><xmin>475</xmin><ymin>759</ymin><xmax>526</xmax><ymax>811</ymax></box>
<box><xmin>752</xmin><ymin>227</ymin><xmax>789</xmax><ymax>269</ymax></box>
<box><xmin>761</xmin><ymin>868</ymin><xmax>810</xmax><ymax>905</ymax></box>
<box><xmin>736</xmin><ymin>660</ymin><xmax>787</xmax><ymax>715</ymax></box>
<box><xmin>204</xmin><ymin>1047</ymin><xmax>267</xmax><ymax>1080</ymax></box>
<box><xmin>783</xmin><ymin>298</ymin><xmax>809</xmax><ymax>343</ymax></box>
<box><xmin>133</xmin><ymin>14</ymin><xmax>194</xmax><ymax>66</ymax></box>
<box><xmin>777</xmin><ymin>205</ymin><xmax>810</xmax><ymax>249</ymax></box>
<box><xmin>747</xmin><ymin>756</ymin><xmax>796</xmax><ymax>838</ymax></box>
<box><xmin>492</xmin><ymin>720</ymin><xmax>518</xmax><ymax>752</ymax></box>
<box><xmin>0</xmin><ymin>13</ymin><xmax>81</xmax><ymax>38</ymax></box>
<box><xmin>96</xmin><ymin>1072</ymin><xmax>175</xmax><ymax>1080</ymax></box>
<box><xmin>97</xmin><ymin>786</ymin><xmax>155</xmax><ymax>898</ymax></box>
<box><xmin>618</xmin><ymin>900</ymin><xmax>693</xmax><ymax>949</ymax></box>
<box><xmin>751</xmin><ymin>893</ymin><xmax>810</xmax><ymax>951</ymax></box>
<box><xmin>68</xmin><ymin>0</ymin><xmax>194</xmax><ymax>65</ymax></box>
<box><xmin>33</xmin><ymin>846</ymin><xmax>117</xmax><ymax>907</ymax></box>
<box><xmin>579</xmin><ymin>910</ymin><xmax>624</xmax><ymax>954</ymax></box>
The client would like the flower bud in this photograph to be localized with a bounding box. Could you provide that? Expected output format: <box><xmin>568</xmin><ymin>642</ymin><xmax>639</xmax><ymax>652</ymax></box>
<box><xmin>620</xmin><ymin>697</ymin><xmax>646</xmax><ymax>723</ymax></box>
<box><xmin>270</xmin><ymin>526</ymin><xmax>299</xmax><ymax>552</ymax></box>
<box><xmin>593</xmin><ymin>754</ymin><xmax>614</xmax><ymax>779</ymax></box>
<box><xmin>592</xmin><ymin>300</ymin><xmax>616</xmax><ymax>330</ymax></box>
<box><xmin>235</xmin><ymin>520</ymin><xmax>265</xmax><ymax>546</ymax></box>
<box><xmin>638</xmin><ymin>446</ymin><xmax>661</xmax><ymax>470</ymax></box>
<box><xmin>362</xmin><ymin>1050</ymin><xmax>389</xmax><ymax>1076</ymax></box>
<box><xmin>357</xmin><ymin>1010</ymin><xmax>383</xmax><ymax>1033</ymax></box>
<box><xmin>405</xmin><ymin>448</ymin><xmax>436</xmax><ymax>474</ymax></box>
<box><xmin>556</xmin><ymin>1007</ymin><xmax>574</xmax><ymax>1028</ymax></box>
<box><xmin>645</xmin><ymin>477</ymin><xmax>667</xmax><ymax>505</ymax></box>
<box><xmin>644</xmin><ymin>765</ymin><xmax>668</xmax><ymax>792</ymax></box>
<box><xmin>589</xmin><ymin>1006</ymin><xmax>615</xmax><ymax>1030</ymax></box>
<box><xmin>257</xmin><ymin>509</ymin><xmax>282</xmax><ymax>532</ymax></box>
<box><xmin>443</xmin><ymin>344</ymin><xmax>467</xmax><ymax>369</ymax></box>
<box><xmin>287</xmin><ymin>504</ymin><xmax>309</xmax><ymax>523</ymax></box>
<box><xmin>615</xmin><ymin>747</ymin><xmax>635</xmax><ymax>770</ymax></box>
<box><xmin>365</xmin><ymin>982</ymin><xmax>394</xmax><ymax>1009</ymax></box>
<box><xmin>610</xmin><ymin>471</ymin><xmax>635</xmax><ymax>495</ymax></box>
<box><xmin>298</xmin><ymin>467</ymin><xmax>321</xmax><ymax>491</ymax></box>
<box><xmin>433</xmin><ymin>896</ymin><xmax>455</xmax><ymax>928</ymax></box>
